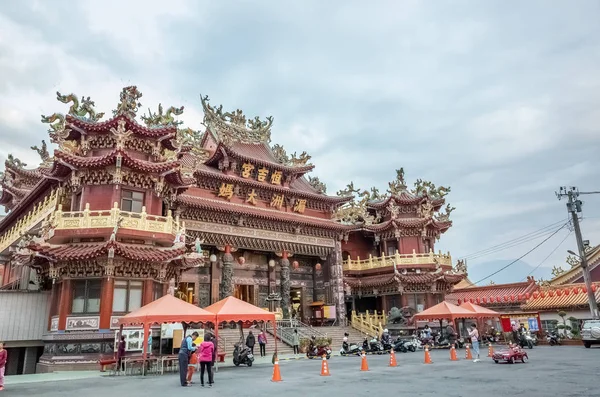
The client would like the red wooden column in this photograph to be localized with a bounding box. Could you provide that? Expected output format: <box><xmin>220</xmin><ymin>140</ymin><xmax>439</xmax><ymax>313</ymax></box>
<box><xmin>58</xmin><ymin>279</ymin><xmax>72</xmax><ymax>331</ymax></box>
<box><xmin>47</xmin><ymin>282</ymin><xmax>58</xmax><ymax>331</ymax></box>
<box><xmin>143</xmin><ymin>279</ymin><xmax>154</xmax><ymax>306</ymax></box>
<box><xmin>99</xmin><ymin>277</ymin><xmax>115</xmax><ymax>330</ymax></box>
<box><xmin>400</xmin><ymin>293</ymin><xmax>408</xmax><ymax>308</ymax></box>
<box><xmin>425</xmin><ymin>292</ymin><xmax>435</xmax><ymax>309</ymax></box>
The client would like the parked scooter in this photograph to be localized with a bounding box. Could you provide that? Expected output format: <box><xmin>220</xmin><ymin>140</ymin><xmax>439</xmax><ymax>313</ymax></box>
<box><xmin>363</xmin><ymin>336</ymin><xmax>384</xmax><ymax>354</ymax></box>
<box><xmin>517</xmin><ymin>333</ymin><xmax>534</xmax><ymax>349</ymax></box>
<box><xmin>307</xmin><ymin>344</ymin><xmax>332</xmax><ymax>359</ymax></box>
<box><xmin>233</xmin><ymin>342</ymin><xmax>254</xmax><ymax>367</ymax></box>
<box><xmin>546</xmin><ymin>331</ymin><xmax>561</xmax><ymax>346</ymax></box>
<box><xmin>526</xmin><ymin>331</ymin><xmax>538</xmax><ymax>346</ymax></box>
<box><xmin>340</xmin><ymin>337</ymin><xmax>362</xmax><ymax>356</ymax></box>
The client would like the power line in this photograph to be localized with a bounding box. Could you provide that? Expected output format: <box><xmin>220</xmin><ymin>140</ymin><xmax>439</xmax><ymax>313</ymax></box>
<box><xmin>522</xmin><ymin>230</ymin><xmax>573</xmax><ymax>280</ymax></box>
<box><xmin>473</xmin><ymin>222</ymin><xmax>569</xmax><ymax>285</ymax></box>
<box><xmin>459</xmin><ymin>219</ymin><xmax>568</xmax><ymax>261</ymax></box>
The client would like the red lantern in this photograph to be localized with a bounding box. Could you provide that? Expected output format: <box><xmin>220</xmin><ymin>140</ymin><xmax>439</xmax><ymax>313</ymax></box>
<box><xmin>556</xmin><ymin>289</ymin><xmax>562</xmax><ymax>297</ymax></box>
<box><xmin>540</xmin><ymin>291</ymin><xmax>546</xmax><ymax>298</ymax></box>
<box><xmin>573</xmin><ymin>287</ymin><xmax>579</xmax><ymax>295</ymax></box>
<box><xmin>518</xmin><ymin>294</ymin><xmax>523</xmax><ymax>300</ymax></box>
<box><xmin>292</xmin><ymin>260</ymin><xmax>299</xmax><ymax>270</ymax></box>
<box><xmin>457</xmin><ymin>299</ymin><xmax>462</xmax><ymax>305</ymax></box>
<box><xmin>592</xmin><ymin>284</ymin><xmax>598</xmax><ymax>293</ymax></box>
<box><xmin>525</xmin><ymin>292</ymin><xmax>530</xmax><ymax>299</ymax></box>
<box><xmin>582</xmin><ymin>287</ymin><xmax>587</xmax><ymax>293</ymax></box>
<box><xmin>503</xmin><ymin>295</ymin><xmax>508</xmax><ymax>302</ymax></box>
<box><xmin>533</xmin><ymin>292</ymin><xmax>539</xmax><ymax>299</ymax></box>
<box><xmin>238</xmin><ymin>256</ymin><xmax>245</xmax><ymax>265</ymax></box>
<box><xmin>476</xmin><ymin>297</ymin><xmax>480</xmax><ymax>304</ymax></box>
<box><xmin>564</xmin><ymin>288</ymin><xmax>570</xmax><ymax>296</ymax></box>
<box><xmin>315</xmin><ymin>263</ymin><xmax>322</xmax><ymax>271</ymax></box>
<box><xmin>549</xmin><ymin>291</ymin><xmax>555</xmax><ymax>297</ymax></box>
<box><xmin>470</xmin><ymin>298</ymin><xmax>474</xmax><ymax>303</ymax></box>
<box><xmin>482</xmin><ymin>297</ymin><xmax>487</xmax><ymax>304</ymax></box>
<box><xmin>510</xmin><ymin>295</ymin><xmax>515</xmax><ymax>302</ymax></box>
<box><xmin>496</xmin><ymin>296</ymin><xmax>501</xmax><ymax>302</ymax></box>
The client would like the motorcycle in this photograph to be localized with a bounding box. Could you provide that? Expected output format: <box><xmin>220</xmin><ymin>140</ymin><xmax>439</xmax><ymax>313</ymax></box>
<box><xmin>393</xmin><ymin>337</ymin><xmax>408</xmax><ymax>353</ymax></box>
<box><xmin>307</xmin><ymin>344</ymin><xmax>332</xmax><ymax>359</ymax></box>
<box><xmin>527</xmin><ymin>331</ymin><xmax>538</xmax><ymax>346</ymax></box>
<box><xmin>340</xmin><ymin>340</ymin><xmax>362</xmax><ymax>356</ymax></box>
<box><xmin>233</xmin><ymin>343</ymin><xmax>254</xmax><ymax>367</ymax></box>
<box><xmin>546</xmin><ymin>332</ymin><xmax>561</xmax><ymax>346</ymax></box>
<box><xmin>363</xmin><ymin>336</ymin><xmax>384</xmax><ymax>354</ymax></box>
<box><xmin>517</xmin><ymin>333</ymin><xmax>534</xmax><ymax>349</ymax></box>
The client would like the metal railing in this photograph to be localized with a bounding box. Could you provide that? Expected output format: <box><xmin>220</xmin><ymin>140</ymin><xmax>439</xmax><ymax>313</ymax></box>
<box><xmin>52</xmin><ymin>202</ymin><xmax>182</xmax><ymax>236</ymax></box>
<box><xmin>265</xmin><ymin>318</ymin><xmax>329</xmax><ymax>346</ymax></box>
<box><xmin>343</xmin><ymin>250</ymin><xmax>452</xmax><ymax>271</ymax></box>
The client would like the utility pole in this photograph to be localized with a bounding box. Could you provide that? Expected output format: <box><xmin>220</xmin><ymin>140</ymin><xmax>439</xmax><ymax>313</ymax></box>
<box><xmin>556</xmin><ymin>186</ymin><xmax>599</xmax><ymax>319</ymax></box>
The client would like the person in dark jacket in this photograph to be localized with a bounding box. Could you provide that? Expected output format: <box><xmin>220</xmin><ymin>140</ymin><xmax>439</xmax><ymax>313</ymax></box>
<box><xmin>117</xmin><ymin>335</ymin><xmax>126</xmax><ymax>372</ymax></box>
<box><xmin>246</xmin><ymin>331</ymin><xmax>256</xmax><ymax>355</ymax></box>
<box><xmin>179</xmin><ymin>332</ymin><xmax>199</xmax><ymax>387</ymax></box>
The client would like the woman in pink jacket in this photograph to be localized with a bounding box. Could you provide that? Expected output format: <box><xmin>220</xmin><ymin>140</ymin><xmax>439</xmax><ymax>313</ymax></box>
<box><xmin>199</xmin><ymin>335</ymin><xmax>215</xmax><ymax>387</ymax></box>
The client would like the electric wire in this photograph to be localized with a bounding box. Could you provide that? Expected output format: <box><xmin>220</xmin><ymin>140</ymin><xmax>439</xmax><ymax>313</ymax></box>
<box><xmin>473</xmin><ymin>221</ymin><xmax>569</xmax><ymax>285</ymax></box>
<box><xmin>460</xmin><ymin>219</ymin><xmax>568</xmax><ymax>261</ymax></box>
<box><xmin>522</xmin><ymin>230</ymin><xmax>573</xmax><ymax>280</ymax></box>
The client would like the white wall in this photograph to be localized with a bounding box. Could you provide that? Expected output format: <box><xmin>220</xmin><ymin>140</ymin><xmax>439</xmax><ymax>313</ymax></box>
<box><xmin>539</xmin><ymin>310</ymin><xmax>590</xmax><ymax>322</ymax></box>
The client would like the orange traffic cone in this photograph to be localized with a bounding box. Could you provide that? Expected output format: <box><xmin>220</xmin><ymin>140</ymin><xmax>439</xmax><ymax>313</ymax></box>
<box><xmin>271</xmin><ymin>359</ymin><xmax>282</xmax><ymax>382</ymax></box>
<box><xmin>465</xmin><ymin>344</ymin><xmax>473</xmax><ymax>360</ymax></box>
<box><xmin>487</xmin><ymin>343</ymin><xmax>494</xmax><ymax>357</ymax></box>
<box><xmin>424</xmin><ymin>346</ymin><xmax>432</xmax><ymax>364</ymax></box>
<box><xmin>320</xmin><ymin>355</ymin><xmax>330</xmax><ymax>376</ymax></box>
<box><xmin>389</xmin><ymin>350</ymin><xmax>397</xmax><ymax>367</ymax></box>
<box><xmin>360</xmin><ymin>352</ymin><xmax>369</xmax><ymax>371</ymax></box>
<box><xmin>450</xmin><ymin>345</ymin><xmax>458</xmax><ymax>361</ymax></box>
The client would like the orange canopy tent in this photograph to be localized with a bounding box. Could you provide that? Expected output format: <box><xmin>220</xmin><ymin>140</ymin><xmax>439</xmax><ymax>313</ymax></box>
<box><xmin>459</xmin><ymin>302</ymin><xmax>500</xmax><ymax>318</ymax></box>
<box><xmin>204</xmin><ymin>296</ymin><xmax>278</xmax><ymax>357</ymax></box>
<box><xmin>412</xmin><ymin>301</ymin><xmax>476</xmax><ymax>321</ymax></box>
<box><xmin>118</xmin><ymin>294</ymin><xmax>216</xmax><ymax>371</ymax></box>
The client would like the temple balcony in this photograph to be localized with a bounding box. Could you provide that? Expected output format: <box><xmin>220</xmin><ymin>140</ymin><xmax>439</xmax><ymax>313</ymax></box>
<box><xmin>343</xmin><ymin>250</ymin><xmax>452</xmax><ymax>272</ymax></box>
<box><xmin>0</xmin><ymin>190</ymin><xmax>59</xmax><ymax>255</ymax></box>
<box><xmin>49</xmin><ymin>202</ymin><xmax>182</xmax><ymax>243</ymax></box>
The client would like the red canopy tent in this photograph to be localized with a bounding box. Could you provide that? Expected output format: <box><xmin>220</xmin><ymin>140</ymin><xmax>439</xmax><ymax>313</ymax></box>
<box><xmin>413</xmin><ymin>301</ymin><xmax>476</xmax><ymax>321</ymax></box>
<box><xmin>119</xmin><ymin>294</ymin><xmax>216</xmax><ymax>371</ymax></box>
<box><xmin>204</xmin><ymin>296</ymin><xmax>278</xmax><ymax>357</ymax></box>
<box><xmin>459</xmin><ymin>302</ymin><xmax>500</xmax><ymax>318</ymax></box>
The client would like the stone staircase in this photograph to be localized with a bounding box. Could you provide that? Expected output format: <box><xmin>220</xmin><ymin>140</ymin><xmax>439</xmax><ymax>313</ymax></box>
<box><xmin>215</xmin><ymin>328</ymin><xmax>295</xmax><ymax>357</ymax></box>
<box><xmin>310</xmin><ymin>326</ymin><xmax>370</xmax><ymax>349</ymax></box>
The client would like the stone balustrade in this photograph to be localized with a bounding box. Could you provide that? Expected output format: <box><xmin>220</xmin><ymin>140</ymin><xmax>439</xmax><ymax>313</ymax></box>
<box><xmin>343</xmin><ymin>250</ymin><xmax>452</xmax><ymax>271</ymax></box>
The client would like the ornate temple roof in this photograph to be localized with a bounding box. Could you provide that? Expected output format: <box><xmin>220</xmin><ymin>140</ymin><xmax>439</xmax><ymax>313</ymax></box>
<box><xmin>344</xmin><ymin>271</ymin><xmax>465</xmax><ymax>288</ymax></box>
<box><xmin>521</xmin><ymin>282</ymin><xmax>600</xmax><ymax>311</ymax></box>
<box><xmin>446</xmin><ymin>279</ymin><xmax>539</xmax><ymax>306</ymax></box>
<box><xmin>53</xmin><ymin>149</ymin><xmax>180</xmax><ymax>174</ymax></box>
<box><xmin>361</xmin><ymin>217</ymin><xmax>451</xmax><ymax>233</ymax></box>
<box><xmin>177</xmin><ymin>193</ymin><xmax>354</xmax><ymax>231</ymax></box>
<box><xmin>549</xmin><ymin>245</ymin><xmax>600</xmax><ymax>286</ymax></box>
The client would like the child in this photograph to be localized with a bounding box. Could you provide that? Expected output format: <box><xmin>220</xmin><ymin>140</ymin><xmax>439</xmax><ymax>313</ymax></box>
<box><xmin>0</xmin><ymin>341</ymin><xmax>6</xmax><ymax>391</ymax></box>
<box><xmin>187</xmin><ymin>344</ymin><xmax>198</xmax><ymax>384</ymax></box>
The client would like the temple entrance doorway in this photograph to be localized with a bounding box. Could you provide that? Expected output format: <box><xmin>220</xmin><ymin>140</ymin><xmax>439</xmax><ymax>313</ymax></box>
<box><xmin>290</xmin><ymin>288</ymin><xmax>303</xmax><ymax>321</ymax></box>
<box><xmin>234</xmin><ymin>284</ymin><xmax>256</xmax><ymax>304</ymax></box>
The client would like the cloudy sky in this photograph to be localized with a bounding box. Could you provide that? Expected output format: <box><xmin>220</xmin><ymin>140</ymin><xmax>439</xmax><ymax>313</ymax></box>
<box><xmin>1</xmin><ymin>1</ymin><xmax>599</xmax><ymax>284</ymax></box>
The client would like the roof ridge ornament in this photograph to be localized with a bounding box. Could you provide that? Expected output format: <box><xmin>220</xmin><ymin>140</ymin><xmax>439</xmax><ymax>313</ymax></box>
<box><xmin>41</xmin><ymin>113</ymin><xmax>68</xmax><ymax>143</ymax></box>
<box><xmin>200</xmin><ymin>94</ymin><xmax>273</xmax><ymax>144</ymax></box>
<box><xmin>307</xmin><ymin>175</ymin><xmax>327</xmax><ymax>194</ymax></box>
<box><xmin>141</xmin><ymin>103</ymin><xmax>184</xmax><ymax>127</ymax></box>
<box><xmin>271</xmin><ymin>143</ymin><xmax>313</xmax><ymax>167</ymax></box>
<box><xmin>113</xmin><ymin>86</ymin><xmax>143</xmax><ymax>119</ymax></box>
<box><xmin>56</xmin><ymin>91</ymin><xmax>105</xmax><ymax>121</ymax></box>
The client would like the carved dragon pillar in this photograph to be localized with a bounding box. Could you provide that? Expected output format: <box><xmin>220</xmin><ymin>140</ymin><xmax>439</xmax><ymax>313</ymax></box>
<box><xmin>220</xmin><ymin>245</ymin><xmax>235</xmax><ymax>299</ymax></box>
<box><xmin>280</xmin><ymin>250</ymin><xmax>291</xmax><ymax>319</ymax></box>
<box><xmin>330</xmin><ymin>241</ymin><xmax>346</xmax><ymax>325</ymax></box>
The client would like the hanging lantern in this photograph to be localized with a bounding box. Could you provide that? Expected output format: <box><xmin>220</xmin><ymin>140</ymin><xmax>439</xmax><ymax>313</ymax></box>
<box><xmin>582</xmin><ymin>287</ymin><xmax>587</xmax><ymax>293</ymax></box>
<box><xmin>533</xmin><ymin>292</ymin><xmax>539</xmax><ymax>299</ymax></box>
<box><xmin>292</xmin><ymin>260</ymin><xmax>299</xmax><ymax>270</ymax></box>
<box><xmin>592</xmin><ymin>284</ymin><xmax>598</xmax><ymax>293</ymax></box>
<box><xmin>457</xmin><ymin>299</ymin><xmax>462</xmax><ymax>305</ymax></box>
<box><xmin>564</xmin><ymin>288</ymin><xmax>570</xmax><ymax>296</ymax></box>
<box><xmin>503</xmin><ymin>295</ymin><xmax>508</xmax><ymax>302</ymax></box>
<box><xmin>238</xmin><ymin>256</ymin><xmax>246</xmax><ymax>265</ymax></box>
<box><xmin>549</xmin><ymin>291</ymin><xmax>555</xmax><ymax>297</ymax></box>
<box><xmin>315</xmin><ymin>263</ymin><xmax>322</xmax><ymax>271</ymax></box>
<box><xmin>482</xmin><ymin>297</ymin><xmax>487</xmax><ymax>304</ymax></box>
<box><xmin>525</xmin><ymin>293</ymin><xmax>530</xmax><ymax>300</ymax></box>
<box><xmin>556</xmin><ymin>289</ymin><xmax>562</xmax><ymax>297</ymax></box>
<box><xmin>494</xmin><ymin>296</ymin><xmax>499</xmax><ymax>302</ymax></box>
<box><xmin>470</xmin><ymin>298</ymin><xmax>474</xmax><ymax>303</ymax></box>
<box><xmin>540</xmin><ymin>291</ymin><xmax>546</xmax><ymax>298</ymax></box>
<box><xmin>476</xmin><ymin>297</ymin><xmax>480</xmax><ymax>304</ymax></box>
<box><xmin>518</xmin><ymin>294</ymin><xmax>523</xmax><ymax>300</ymax></box>
<box><xmin>573</xmin><ymin>287</ymin><xmax>579</xmax><ymax>295</ymax></box>
<box><xmin>268</xmin><ymin>259</ymin><xmax>276</xmax><ymax>268</ymax></box>
<box><xmin>510</xmin><ymin>295</ymin><xmax>515</xmax><ymax>302</ymax></box>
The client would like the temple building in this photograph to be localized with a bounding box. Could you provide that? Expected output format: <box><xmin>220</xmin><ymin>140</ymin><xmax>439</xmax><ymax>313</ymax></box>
<box><xmin>0</xmin><ymin>86</ymin><xmax>465</xmax><ymax>372</ymax></box>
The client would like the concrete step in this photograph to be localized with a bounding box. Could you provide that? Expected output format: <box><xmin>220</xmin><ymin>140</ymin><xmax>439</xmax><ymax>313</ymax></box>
<box><xmin>309</xmin><ymin>326</ymin><xmax>368</xmax><ymax>346</ymax></box>
<box><xmin>215</xmin><ymin>329</ymin><xmax>295</xmax><ymax>356</ymax></box>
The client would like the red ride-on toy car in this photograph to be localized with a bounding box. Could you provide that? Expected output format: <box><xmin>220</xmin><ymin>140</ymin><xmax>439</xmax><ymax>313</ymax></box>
<box><xmin>492</xmin><ymin>344</ymin><xmax>528</xmax><ymax>364</ymax></box>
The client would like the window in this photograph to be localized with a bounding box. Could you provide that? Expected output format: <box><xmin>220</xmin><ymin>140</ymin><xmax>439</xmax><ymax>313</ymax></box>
<box><xmin>112</xmin><ymin>280</ymin><xmax>143</xmax><ymax>312</ymax></box>
<box><xmin>386</xmin><ymin>241</ymin><xmax>397</xmax><ymax>256</ymax></box>
<box><xmin>153</xmin><ymin>282</ymin><xmax>163</xmax><ymax>301</ymax></box>
<box><xmin>72</xmin><ymin>280</ymin><xmax>101</xmax><ymax>313</ymax></box>
<box><xmin>121</xmin><ymin>190</ymin><xmax>144</xmax><ymax>213</ymax></box>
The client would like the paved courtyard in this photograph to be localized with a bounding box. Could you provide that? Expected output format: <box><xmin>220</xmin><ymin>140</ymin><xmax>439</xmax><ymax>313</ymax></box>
<box><xmin>4</xmin><ymin>346</ymin><xmax>600</xmax><ymax>397</ymax></box>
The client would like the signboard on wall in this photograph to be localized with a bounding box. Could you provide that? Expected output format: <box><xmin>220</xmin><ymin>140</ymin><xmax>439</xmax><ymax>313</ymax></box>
<box><xmin>323</xmin><ymin>305</ymin><xmax>336</xmax><ymax>320</ymax></box>
<box><xmin>114</xmin><ymin>329</ymin><xmax>145</xmax><ymax>352</ymax></box>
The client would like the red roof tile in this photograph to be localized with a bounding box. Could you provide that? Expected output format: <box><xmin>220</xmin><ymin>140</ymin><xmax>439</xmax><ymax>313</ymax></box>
<box><xmin>54</xmin><ymin>149</ymin><xmax>180</xmax><ymax>174</ymax></box>
<box><xmin>446</xmin><ymin>281</ymin><xmax>539</xmax><ymax>305</ymax></box>
<box><xmin>177</xmin><ymin>194</ymin><xmax>352</xmax><ymax>231</ymax></box>
<box><xmin>67</xmin><ymin>114</ymin><xmax>177</xmax><ymax>139</ymax></box>
<box><xmin>521</xmin><ymin>282</ymin><xmax>600</xmax><ymax>311</ymax></box>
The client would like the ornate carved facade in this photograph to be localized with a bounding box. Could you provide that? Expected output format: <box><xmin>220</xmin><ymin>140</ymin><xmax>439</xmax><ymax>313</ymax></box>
<box><xmin>0</xmin><ymin>86</ymin><xmax>463</xmax><ymax>371</ymax></box>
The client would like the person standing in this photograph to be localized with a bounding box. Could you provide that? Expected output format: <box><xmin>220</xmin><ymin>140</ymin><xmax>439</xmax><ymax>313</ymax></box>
<box><xmin>292</xmin><ymin>329</ymin><xmax>300</xmax><ymax>355</ymax></box>
<box><xmin>469</xmin><ymin>324</ymin><xmax>480</xmax><ymax>363</ymax></box>
<box><xmin>199</xmin><ymin>335</ymin><xmax>215</xmax><ymax>387</ymax></box>
<box><xmin>0</xmin><ymin>342</ymin><xmax>6</xmax><ymax>391</ymax></box>
<box><xmin>117</xmin><ymin>335</ymin><xmax>126</xmax><ymax>372</ymax></box>
<box><xmin>186</xmin><ymin>345</ymin><xmax>198</xmax><ymax>384</ymax></box>
<box><xmin>178</xmin><ymin>331</ymin><xmax>199</xmax><ymax>387</ymax></box>
<box><xmin>246</xmin><ymin>331</ymin><xmax>256</xmax><ymax>355</ymax></box>
<box><xmin>257</xmin><ymin>331</ymin><xmax>267</xmax><ymax>357</ymax></box>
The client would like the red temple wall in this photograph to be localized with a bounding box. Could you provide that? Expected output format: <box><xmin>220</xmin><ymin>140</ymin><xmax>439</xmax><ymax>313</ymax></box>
<box><xmin>80</xmin><ymin>185</ymin><xmax>163</xmax><ymax>215</ymax></box>
<box><xmin>399</xmin><ymin>236</ymin><xmax>423</xmax><ymax>255</ymax></box>
<box><xmin>342</xmin><ymin>234</ymin><xmax>376</xmax><ymax>260</ymax></box>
